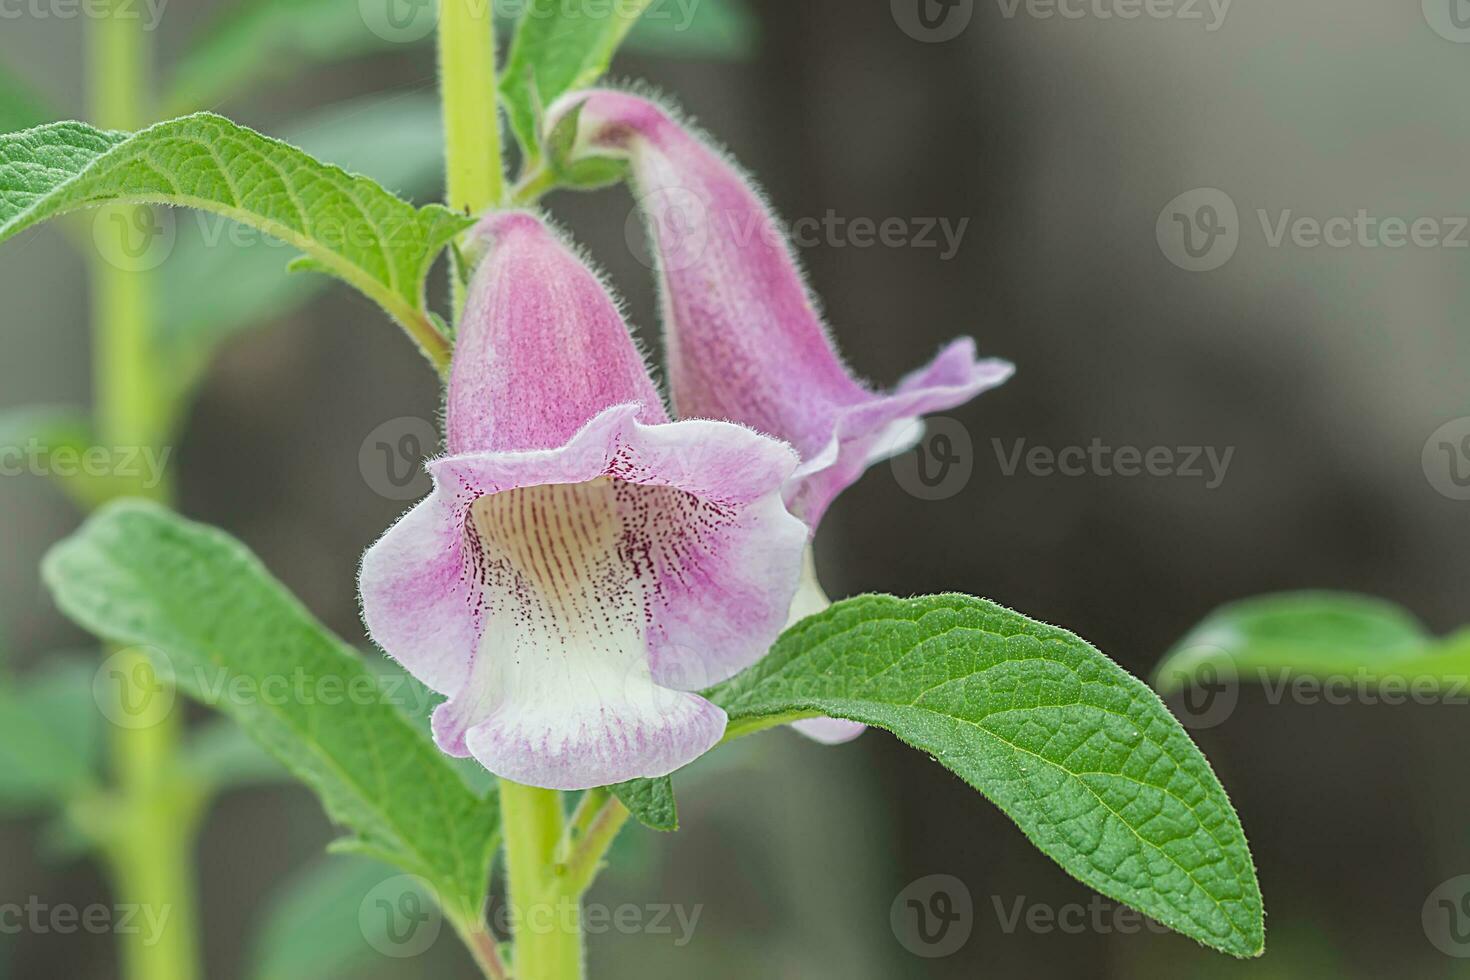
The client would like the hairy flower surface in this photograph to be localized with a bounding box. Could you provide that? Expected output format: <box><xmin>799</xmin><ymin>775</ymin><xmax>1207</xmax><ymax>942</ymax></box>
<box><xmin>549</xmin><ymin>91</ymin><xmax>1015</xmax><ymax>743</ymax></box>
<box><xmin>359</xmin><ymin>212</ymin><xmax>807</xmax><ymax>789</ymax></box>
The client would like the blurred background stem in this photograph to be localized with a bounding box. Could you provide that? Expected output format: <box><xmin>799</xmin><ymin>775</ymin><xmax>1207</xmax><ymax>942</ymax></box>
<box><xmin>88</xmin><ymin>5</ymin><xmax>200</xmax><ymax>980</ymax></box>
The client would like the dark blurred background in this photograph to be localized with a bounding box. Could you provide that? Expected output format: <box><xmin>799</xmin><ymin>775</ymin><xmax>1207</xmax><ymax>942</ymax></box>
<box><xmin>4</xmin><ymin>0</ymin><xmax>1470</xmax><ymax>976</ymax></box>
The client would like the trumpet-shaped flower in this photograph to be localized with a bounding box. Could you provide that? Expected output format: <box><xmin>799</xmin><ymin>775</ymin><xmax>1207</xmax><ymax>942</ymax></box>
<box><xmin>359</xmin><ymin>212</ymin><xmax>808</xmax><ymax>790</ymax></box>
<box><xmin>547</xmin><ymin>91</ymin><xmax>1015</xmax><ymax>743</ymax></box>
<box><xmin>545</xmin><ymin>89</ymin><xmax>1015</xmax><ymax>529</ymax></box>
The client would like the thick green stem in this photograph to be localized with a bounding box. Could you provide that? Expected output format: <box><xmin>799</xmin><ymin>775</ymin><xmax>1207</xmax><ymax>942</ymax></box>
<box><xmin>499</xmin><ymin>781</ymin><xmax>585</xmax><ymax>980</ymax></box>
<box><xmin>439</xmin><ymin>0</ymin><xmax>504</xmax><ymax>217</ymax></box>
<box><xmin>438</xmin><ymin>0</ymin><xmax>504</xmax><ymax>320</ymax></box>
<box><xmin>88</xmin><ymin>8</ymin><xmax>199</xmax><ymax>980</ymax></box>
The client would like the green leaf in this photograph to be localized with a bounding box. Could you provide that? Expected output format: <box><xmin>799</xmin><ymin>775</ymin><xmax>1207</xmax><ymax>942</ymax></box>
<box><xmin>543</xmin><ymin>100</ymin><xmax>629</xmax><ymax>193</ymax></box>
<box><xmin>711</xmin><ymin>594</ymin><xmax>1265</xmax><ymax>958</ymax></box>
<box><xmin>155</xmin><ymin>96</ymin><xmax>446</xmax><ymax>394</ymax></box>
<box><xmin>1154</xmin><ymin>592</ymin><xmax>1436</xmax><ymax>694</ymax></box>
<box><xmin>610</xmin><ymin>777</ymin><xmax>677</xmax><ymax>832</ymax></box>
<box><xmin>0</xmin><ymin>114</ymin><xmax>469</xmax><ymax>345</ymax></box>
<box><xmin>0</xmin><ymin>62</ymin><xmax>49</xmax><ymax>134</ymax></box>
<box><xmin>0</xmin><ymin>405</ymin><xmax>145</xmax><ymax>508</ymax></box>
<box><xmin>42</xmin><ymin>501</ymin><xmax>499</xmax><ymax>914</ymax></box>
<box><xmin>247</xmin><ymin>856</ymin><xmax>418</xmax><ymax>980</ymax></box>
<box><xmin>501</xmin><ymin>0</ymin><xmax>656</xmax><ymax>157</ymax></box>
<box><xmin>0</xmin><ymin>656</ymin><xmax>101</xmax><ymax>812</ymax></box>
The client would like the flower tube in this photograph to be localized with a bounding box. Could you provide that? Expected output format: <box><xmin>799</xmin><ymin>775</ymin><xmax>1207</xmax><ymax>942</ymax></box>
<box><xmin>359</xmin><ymin>212</ymin><xmax>808</xmax><ymax>789</ymax></box>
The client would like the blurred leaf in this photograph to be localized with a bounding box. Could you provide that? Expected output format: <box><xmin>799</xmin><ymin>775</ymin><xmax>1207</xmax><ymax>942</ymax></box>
<box><xmin>166</xmin><ymin>0</ymin><xmax>396</xmax><ymax>115</ymax></box>
<box><xmin>165</xmin><ymin>0</ymin><xmax>754</xmax><ymax>117</ymax></box>
<box><xmin>156</xmin><ymin>95</ymin><xmax>446</xmax><ymax>396</ymax></box>
<box><xmin>610</xmin><ymin>776</ymin><xmax>676</xmax><ymax>832</ymax></box>
<box><xmin>0</xmin><ymin>406</ymin><xmax>132</xmax><ymax>508</ymax></box>
<box><xmin>626</xmin><ymin>0</ymin><xmax>758</xmax><ymax>58</ymax></box>
<box><xmin>1153</xmin><ymin>592</ymin><xmax>1437</xmax><ymax>694</ymax></box>
<box><xmin>0</xmin><ymin>405</ymin><xmax>90</xmax><ymax>446</ymax></box>
<box><xmin>181</xmin><ymin>717</ymin><xmax>287</xmax><ymax>791</ymax></box>
<box><xmin>1153</xmin><ymin>592</ymin><xmax>1470</xmax><ymax>706</ymax></box>
<box><xmin>0</xmin><ymin>656</ymin><xmax>100</xmax><ymax>813</ymax></box>
<box><xmin>0</xmin><ymin>63</ymin><xmax>49</xmax><ymax>134</ymax></box>
<box><xmin>247</xmin><ymin>855</ymin><xmax>418</xmax><ymax>980</ymax></box>
<box><xmin>501</xmin><ymin>0</ymin><xmax>655</xmax><ymax>157</ymax></box>
<box><xmin>0</xmin><ymin>115</ymin><xmax>469</xmax><ymax>345</ymax></box>
<box><xmin>711</xmin><ymin>594</ymin><xmax>1266</xmax><ymax>958</ymax></box>
<box><xmin>43</xmin><ymin>501</ymin><xmax>499</xmax><ymax>916</ymax></box>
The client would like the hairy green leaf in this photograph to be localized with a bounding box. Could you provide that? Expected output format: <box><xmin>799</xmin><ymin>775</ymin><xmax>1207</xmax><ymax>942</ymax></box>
<box><xmin>712</xmin><ymin>594</ymin><xmax>1265</xmax><ymax>958</ymax></box>
<box><xmin>0</xmin><ymin>114</ymin><xmax>469</xmax><ymax>342</ymax></box>
<box><xmin>501</xmin><ymin>0</ymin><xmax>655</xmax><ymax>157</ymax></box>
<box><xmin>43</xmin><ymin>502</ymin><xmax>499</xmax><ymax>913</ymax></box>
<box><xmin>610</xmin><ymin>776</ymin><xmax>677</xmax><ymax>832</ymax></box>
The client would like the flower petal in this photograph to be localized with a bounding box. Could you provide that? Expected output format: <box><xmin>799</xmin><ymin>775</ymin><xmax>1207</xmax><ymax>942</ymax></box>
<box><xmin>360</xmin><ymin>404</ymin><xmax>807</xmax><ymax>789</ymax></box>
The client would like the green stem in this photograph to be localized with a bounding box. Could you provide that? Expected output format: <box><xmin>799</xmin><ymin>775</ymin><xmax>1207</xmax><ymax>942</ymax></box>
<box><xmin>499</xmin><ymin>781</ymin><xmax>585</xmax><ymax>980</ymax></box>
<box><xmin>88</xmin><ymin>8</ymin><xmax>199</xmax><ymax>980</ymax></box>
<box><xmin>561</xmin><ymin>797</ymin><xmax>631</xmax><ymax>897</ymax></box>
<box><xmin>510</xmin><ymin>165</ymin><xmax>559</xmax><ymax>206</ymax></box>
<box><xmin>439</xmin><ymin>0</ymin><xmax>505</xmax><ymax>217</ymax></box>
<box><xmin>437</xmin><ymin>0</ymin><xmax>504</xmax><ymax>326</ymax></box>
<box><xmin>448</xmin><ymin>912</ymin><xmax>511</xmax><ymax>980</ymax></box>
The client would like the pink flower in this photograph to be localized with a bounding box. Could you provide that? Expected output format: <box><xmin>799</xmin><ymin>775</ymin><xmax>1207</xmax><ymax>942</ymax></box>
<box><xmin>546</xmin><ymin>91</ymin><xmax>1014</xmax><ymax>743</ymax></box>
<box><xmin>359</xmin><ymin>212</ymin><xmax>807</xmax><ymax>789</ymax></box>
<box><xmin>545</xmin><ymin>90</ymin><xmax>1014</xmax><ymax>529</ymax></box>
